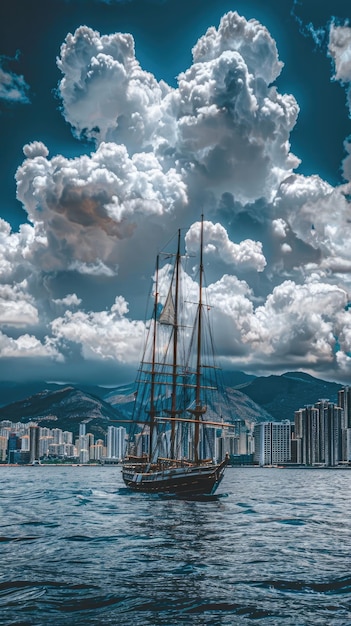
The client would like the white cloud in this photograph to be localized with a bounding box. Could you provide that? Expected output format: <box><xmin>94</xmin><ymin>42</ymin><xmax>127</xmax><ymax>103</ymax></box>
<box><xmin>57</xmin><ymin>25</ymin><xmax>166</xmax><ymax>150</ymax></box>
<box><xmin>185</xmin><ymin>220</ymin><xmax>266</xmax><ymax>272</ymax></box>
<box><xmin>0</xmin><ymin>55</ymin><xmax>30</xmax><ymax>103</ymax></box>
<box><xmin>1</xmin><ymin>10</ymin><xmax>351</xmax><ymax>383</ymax></box>
<box><xmin>329</xmin><ymin>23</ymin><xmax>351</xmax><ymax>83</ymax></box>
<box><xmin>52</xmin><ymin>294</ymin><xmax>82</xmax><ymax>308</ymax></box>
<box><xmin>328</xmin><ymin>23</ymin><xmax>351</xmax><ymax>183</ymax></box>
<box><xmin>207</xmin><ymin>276</ymin><xmax>347</xmax><ymax>372</ymax></box>
<box><xmin>0</xmin><ymin>282</ymin><xmax>39</xmax><ymax>327</ymax></box>
<box><xmin>15</xmin><ymin>141</ymin><xmax>187</xmax><ymax>272</ymax></box>
<box><xmin>0</xmin><ymin>332</ymin><xmax>61</xmax><ymax>359</ymax></box>
<box><xmin>273</xmin><ymin>173</ymin><xmax>351</xmax><ymax>283</ymax></box>
<box><xmin>51</xmin><ymin>296</ymin><xmax>145</xmax><ymax>364</ymax></box>
<box><xmin>161</xmin><ymin>11</ymin><xmax>300</xmax><ymax>203</ymax></box>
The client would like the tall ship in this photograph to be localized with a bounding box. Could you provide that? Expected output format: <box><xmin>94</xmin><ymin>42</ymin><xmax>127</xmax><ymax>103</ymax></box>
<box><xmin>122</xmin><ymin>216</ymin><xmax>231</xmax><ymax>496</ymax></box>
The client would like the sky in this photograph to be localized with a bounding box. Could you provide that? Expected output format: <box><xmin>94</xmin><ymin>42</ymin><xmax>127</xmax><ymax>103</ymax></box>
<box><xmin>1</xmin><ymin>0</ymin><xmax>351</xmax><ymax>386</ymax></box>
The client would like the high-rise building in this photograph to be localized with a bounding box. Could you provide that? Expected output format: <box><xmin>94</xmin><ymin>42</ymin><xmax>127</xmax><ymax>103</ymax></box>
<box><xmin>21</xmin><ymin>434</ymin><xmax>30</xmax><ymax>451</ymax></box>
<box><xmin>294</xmin><ymin>406</ymin><xmax>320</xmax><ymax>465</ymax></box>
<box><xmin>338</xmin><ymin>386</ymin><xmax>351</xmax><ymax>429</ymax></box>
<box><xmin>294</xmin><ymin>400</ymin><xmax>342</xmax><ymax>466</ymax></box>
<box><xmin>337</xmin><ymin>386</ymin><xmax>351</xmax><ymax>461</ymax></box>
<box><xmin>0</xmin><ymin>435</ymin><xmax>8</xmax><ymax>461</ymax></box>
<box><xmin>63</xmin><ymin>431</ymin><xmax>73</xmax><ymax>444</ymax></box>
<box><xmin>79</xmin><ymin>434</ymin><xmax>89</xmax><ymax>463</ymax></box>
<box><xmin>7</xmin><ymin>433</ymin><xmax>21</xmax><ymax>463</ymax></box>
<box><xmin>107</xmin><ymin>426</ymin><xmax>126</xmax><ymax>460</ymax></box>
<box><xmin>29</xmin><ymin>425</ymin><xmax>40</xmax><ymax>463</ymax></box>
<box><xmin>315</xmin><ymin>401</ymin><xmax>342</xmax><ymax>467</ymax></box>
<box><xmin>51</xmin><ymin>428</ymin><xmax>63</xmax><ymax>445</ymax></box>
<box><xmin>254</xmin><ymin>421</ymin><xmax>291</xmax><ymax>466</ymax></box>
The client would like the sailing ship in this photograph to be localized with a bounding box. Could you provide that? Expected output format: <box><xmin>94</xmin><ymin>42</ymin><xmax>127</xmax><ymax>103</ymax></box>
<box><xmin>122</xmin><ymin>216</ymin><xmax>231</xmax><ymax>496</ymax></box>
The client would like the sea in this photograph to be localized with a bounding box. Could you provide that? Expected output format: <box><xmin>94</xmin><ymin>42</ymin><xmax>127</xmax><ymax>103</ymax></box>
<box><xmin>1</xmin><ymin>466</ymin><xmax>351</xmax><ymax>626</ymax></box>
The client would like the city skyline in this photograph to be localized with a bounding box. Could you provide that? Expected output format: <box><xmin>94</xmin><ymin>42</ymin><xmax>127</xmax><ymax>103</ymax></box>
<box><xmin>2</xmin><ymin>0</ymin><xmax>351</xmax><ymax>387</ymax></box>
<box><xmin>3</xmin><ymin>382</ymin><xmax>351</xmax><ymax>468</ymax></box>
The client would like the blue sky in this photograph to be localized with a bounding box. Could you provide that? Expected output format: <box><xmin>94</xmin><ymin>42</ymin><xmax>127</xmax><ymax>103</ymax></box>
<box><xmin>1</xmin><ymin>0</ymin><xmax>351</xmax><ymax>385</ymax></box>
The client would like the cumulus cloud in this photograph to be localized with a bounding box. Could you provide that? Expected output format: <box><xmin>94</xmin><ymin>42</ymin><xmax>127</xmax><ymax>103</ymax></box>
<box><xmin>0</xmin><ymin>332</ymin><xmax>60</xmax><ymax>359</ymax></box>
<box><xmin>329</xmin><ymin>23</ymin><xmax>351</xmax><ymax>83</ymax></box>
<box><xmin>15</xmin><ymin>141</ymin><xmax>187</xmax><ymax>272</ymax></box>
<box><xmin>52</xmin><ymin>294</ymin><xmax>82</xmax><ymax>308</ymax></box>
<box><xmin>207</xmin><ymin>276</ymin><xmax>348</xmax><ymax>374</ymax></box>
<box><xmin>55</xmin><ymin>14</ymin><xmax>300</xmax><ymax>206</ymax></box>
<box><xmin>328</xmin><ymin>22</ymin><xmax>351</xmax><ymax>183</ymax></box>
<box><xmin>0</xmin><ymin>54</ymin><xmax>30</xmax><ymax>104</ymax></box>
<box><xmin>0</xmin><ymin>282</ymin><xmax>39</xmax><ymax>327</ymax></box>
<box><xmin>185</xmin><ymin>220</ymin><xmax>266</xmax><ymax>272</ymax></box>
<box><xmin>51</xmin><ymin>296</ymin><xmax>145</xmax><ymax>364</ymax></box>
<box><xmin>57</xmin><ymin>26</ymin><xmax>167</xmax><ymax>150</ymax></box>
<box><xmin>1</xmin><ymin>9</ymin><xmax>351</xmax><ymax>383</ymax></box>
<box><xmin>273</xmin><ymin>174</ymin><xmax>351</xmax><ymax>283</ymax></box>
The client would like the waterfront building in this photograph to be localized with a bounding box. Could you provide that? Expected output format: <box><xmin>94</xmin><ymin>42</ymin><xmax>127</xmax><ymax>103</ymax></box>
<box><xmin>65</xmin><ymin>443</ymin><xmax>76</xmax><ymax>457</ymax></box>
<box><xmin>216</xmin><ymin>433</ymin><xmax>234</xmax><ymax>460</ymax></box>
<box><xmin>200</xmin><ymin>426</ymin><xmax>216</xmax><ymax>460</ymax></box>
<box><xmin>21</xmin><ymin>434</ymin><xmax>30</xmax><ymax>452</ymax></box>
<box><xmin>63</xmin><ymin>431</ymin><xmax>73</xmax><ymax>444</ymax></box>
<box><xmin>254</xmin><ymin>421</ymin><xmax>291</xmax><ymax>466</ymax></box>
<box><xmin>29</xmin><ymin>425</ymin><xmax>40</xmax><ymax>464</ymax></box>
<box><xmin>107</xmin><ymin>425</ymin><xmax>126</xmax><ymax>461</ymax></box>
<box><xmin>338</xmin><ymin>386</ymin><xmax>351</xmax><ymax>429</ymax></box>
<box><xmin>294</xmin><ymin>400</ymin><xmax>343</xmax><ymax>466</ymax></box>
<box><xmin>0</xmin><ymin>435</ymin><xmax>7</xmax><ymax>461</ymax></box>
<box><xmin>7</xmin><ymin>433</ymin><xmax>21</xmax><ymax>463</ymax></box>
<box><xmin>90</xmin><ymin>441</ymin><xmax>104</xmax><ymax>461</ymax></box>
<box><xmin>135</xmin><ymin>430</ymin><xmax>148</xmax><ymax>459</ymax></box>
<box><xmin>79</xmin><ymin>434</ymin><xmax>90</xmax><ymax>463</ymax></box>
<box><xmin>51</xmin><ymin>428</ymin><xmax>63</xmax><ymax>445</ymax></box>
<box><xmin>315</xmin><ymin>400</ymin><xmax>341</xmax><ymax>467</ymax></box>
<box><xmin>294</xmin><ymin>406</ymin><xmax>320</xmax><ymax>465</ymax></box>
<box><xmin>80</xmin><ymin>448</ymin><xmax>90</xmax><ymax>464</ymax></box>
<box><xmin>337</xmin><ymin>386</ymin><xmax>351</xmax><ymax>461</ymax></box>
<box><xmin>39</xmin><ymin>436</ymin><xmax>54</xmax><ymax>457</ymax></box>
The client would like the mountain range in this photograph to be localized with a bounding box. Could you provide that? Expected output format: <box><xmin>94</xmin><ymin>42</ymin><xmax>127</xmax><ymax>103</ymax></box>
<box><xmin>0</xmin><ymin>371</ymin><xmax>343</xmax><ymax>438</ymax></box>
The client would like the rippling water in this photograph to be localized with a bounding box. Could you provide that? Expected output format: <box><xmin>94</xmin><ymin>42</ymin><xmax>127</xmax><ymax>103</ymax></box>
<box><xmin>1</xmin><ymin>466</ymin><xmax>351</xmax><ymax>625</ymax></box>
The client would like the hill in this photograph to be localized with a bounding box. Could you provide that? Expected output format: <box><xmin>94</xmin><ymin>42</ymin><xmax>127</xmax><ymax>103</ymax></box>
<box><xmin>0</xmin><ymin>381</ymin><xmax>109</xmax><ymax>408</ymax></box>
<box><xmin>0</xmin><ymin>371</ymin><xmax>344</xmax><ymax>436</ymax></box>
<box><xmin>239</xmin><ymin>371</ymin><xmax>341</xmax><ymax>421</ymax></box>
<box><xmin>0</xmin><ymin>386</ymin><xmax>125</xmax><ymax>439</ymax></box>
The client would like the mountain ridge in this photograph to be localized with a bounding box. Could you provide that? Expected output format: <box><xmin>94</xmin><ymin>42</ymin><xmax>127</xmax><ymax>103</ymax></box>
<box><xmin>0</xmin><ymin>386</ymin><xmax>125</xmax><ymax>439</ymax></box>
<box><xmin>0</xmin><ymin>371</ymin><xmax>345</xmax><ymax>435</ymax></box>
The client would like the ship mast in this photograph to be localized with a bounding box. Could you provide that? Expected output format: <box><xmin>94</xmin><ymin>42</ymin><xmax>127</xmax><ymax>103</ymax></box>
<box><xmin>148</xmin><ymin>254</ymin><xmax>159</xmax><ymax>461</ymax></box>
<box><xmin>169</xmin><ymin>229</ymin><xmax>181</xmax><ymax>458</ymax></box>
<box><xmin>193</xmin><ymin>214</ymin><xmax>205</xmax><ymax>463</ymax></box>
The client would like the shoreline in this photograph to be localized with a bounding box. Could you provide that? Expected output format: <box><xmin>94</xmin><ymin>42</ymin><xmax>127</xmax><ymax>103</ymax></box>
<box><xmin>1</xmin><ymin>463</ymin><xmax>351</xmax><ymax>469</ymax></box>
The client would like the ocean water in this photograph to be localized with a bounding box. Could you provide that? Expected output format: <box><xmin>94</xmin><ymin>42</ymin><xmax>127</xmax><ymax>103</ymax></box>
<box><xmin>0</xmin><ymin>466</ymin><xmax>351</xmax><ymax>626</ymax></box>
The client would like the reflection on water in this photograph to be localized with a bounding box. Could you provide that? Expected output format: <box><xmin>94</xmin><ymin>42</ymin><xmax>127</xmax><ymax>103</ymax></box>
<box><xmin>1</xmin><ymin>466</ymin><xmax>351</xmax><ymax>625</ymax></box>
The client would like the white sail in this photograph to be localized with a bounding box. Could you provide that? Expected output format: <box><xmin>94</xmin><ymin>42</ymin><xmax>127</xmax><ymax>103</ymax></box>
<box><xmin>159</xmin><ymin>288</ymin><xmax>175</xmax><ymax>325</ymax></box>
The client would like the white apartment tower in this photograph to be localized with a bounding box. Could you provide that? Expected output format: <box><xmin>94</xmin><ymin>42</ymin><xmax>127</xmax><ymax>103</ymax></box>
<box><xmin>107</xmin><ymin>426</ymin><xmax>126</xmax><ymax>461</ymax></box>
<box><xmin>254</xmin><ymin>421</ymin><xmax>291</xmax><ymax>466</ymax></box>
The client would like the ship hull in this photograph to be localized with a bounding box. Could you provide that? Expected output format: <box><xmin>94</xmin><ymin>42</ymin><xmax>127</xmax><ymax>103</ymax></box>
<box><xmin>122</xmin><ymin>458</ymin><xmax>228</xmax><ymax>496</ymax></box>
